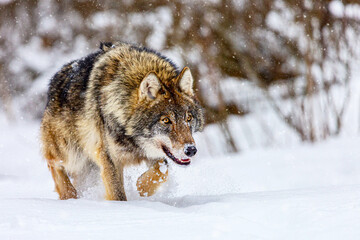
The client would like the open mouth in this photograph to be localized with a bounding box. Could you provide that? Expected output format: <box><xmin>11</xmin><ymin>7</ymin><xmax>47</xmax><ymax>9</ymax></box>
<box><xmin>162</xmin><ymin>146</ymin><xmax>191</xmax><ymax>166</ymax></box>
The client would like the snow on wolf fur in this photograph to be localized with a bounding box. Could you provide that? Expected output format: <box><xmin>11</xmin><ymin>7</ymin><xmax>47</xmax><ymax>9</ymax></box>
<box><xmin>40</xmin><ymin>42</ymin><xmax>204</xmax><ymax>200</ymax></box>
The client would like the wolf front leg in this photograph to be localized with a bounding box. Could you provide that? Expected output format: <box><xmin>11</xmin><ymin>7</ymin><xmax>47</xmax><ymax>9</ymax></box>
<box><xmin>97</xmin><ymin>149</ymin><xmax>127</xmax><ymax>201</ymax></box>
<box><xmin>48</xmin><ymin>163</ymin><xmax>77</xmax><ymax>200</ymax></box>
<box><xmin>136</xmin><ymin>159</ymin><xmax>168</xmax><ymax>197</ymax></box>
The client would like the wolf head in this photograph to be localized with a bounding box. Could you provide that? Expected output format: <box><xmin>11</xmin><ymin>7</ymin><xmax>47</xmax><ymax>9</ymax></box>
<box><xmin>129</xmin><ymin>67</ymin><xmax>204</xmax><ymax>165</ymax></box>
<box><xmin>97</xmin><ymin>43</ymin><xmax>204</xmax><ymax>165</ymax></box>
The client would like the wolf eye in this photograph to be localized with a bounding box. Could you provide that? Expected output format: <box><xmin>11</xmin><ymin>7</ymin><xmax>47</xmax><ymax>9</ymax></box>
<box><xmin>162</xmin><ymin>117</ymin><xmax>171</xmax><ymax>124</ymax></box>
<box><xmin>186</xmin><ymin>114</ymin><xmax>193</xmax><ymax>122</ymax></box>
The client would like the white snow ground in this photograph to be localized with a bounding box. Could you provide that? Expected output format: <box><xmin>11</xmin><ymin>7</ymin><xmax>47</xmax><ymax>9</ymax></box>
<box><xmin>1</xmin><ymin>119</ymin><xmax>360</xmax><ymax>239</ymax></box>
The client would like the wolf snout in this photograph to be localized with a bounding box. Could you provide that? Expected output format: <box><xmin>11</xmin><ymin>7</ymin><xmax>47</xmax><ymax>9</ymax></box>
<box><xmin>184</xmin><ymin>145</ymin><xmax>197</xmax><ymax>157</ymax></box>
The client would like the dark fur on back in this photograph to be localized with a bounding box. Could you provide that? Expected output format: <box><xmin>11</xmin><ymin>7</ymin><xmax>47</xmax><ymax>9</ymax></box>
<box><xmin>46</xmin><ymin>51</ymin><xmax>102</xmax><ymax>111</ymax></box>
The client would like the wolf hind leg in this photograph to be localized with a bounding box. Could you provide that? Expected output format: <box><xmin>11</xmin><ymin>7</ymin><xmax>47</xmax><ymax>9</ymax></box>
<box><xmin>48</xmin><ymin>163</ymin><xmax>77</xmax><ymax>200</ymax></box>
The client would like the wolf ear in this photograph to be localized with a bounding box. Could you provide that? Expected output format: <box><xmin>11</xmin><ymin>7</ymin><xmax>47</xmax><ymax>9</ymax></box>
<box><xmin>99</xmin><ymin>42</ymin><xmax>113</xmax><ymax>52</ymax></box>
<box><xmin>178</xmin><ymin>67</ymin><xmax>194</xmax><ymax>96</ymax></box>
<box><xmin>139</xmin><ymin>72</ymin><xmax>161</xmax><ymax>100</ymax></box>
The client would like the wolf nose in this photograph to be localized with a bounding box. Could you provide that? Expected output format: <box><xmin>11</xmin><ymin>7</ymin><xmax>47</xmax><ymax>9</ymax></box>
<box><xmin>184</xmin><ymin>145</ymin><xmax>197</xmax><ymax>157</ymax></box>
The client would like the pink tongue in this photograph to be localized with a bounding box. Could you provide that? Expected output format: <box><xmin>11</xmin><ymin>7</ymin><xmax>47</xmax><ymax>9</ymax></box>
<box><xmin>181</xmin><ymin>159</ymin><xmax>190</xmax><ymax>162</ymax></box>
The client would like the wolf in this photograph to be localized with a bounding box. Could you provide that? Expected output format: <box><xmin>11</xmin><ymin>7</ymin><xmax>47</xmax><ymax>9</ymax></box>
<box><xmin>40</xmin><ymin>42</ymin><xmax>204</xmax><ymax>201</ymax></box>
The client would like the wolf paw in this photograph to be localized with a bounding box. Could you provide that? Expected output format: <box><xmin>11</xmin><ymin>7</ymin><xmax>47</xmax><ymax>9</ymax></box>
<box><xmin>136</xmin><ymin>160</ymin><xmax>168</xmax><ymax>197</ymax></box>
